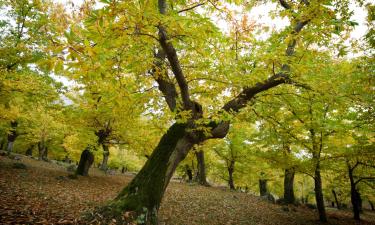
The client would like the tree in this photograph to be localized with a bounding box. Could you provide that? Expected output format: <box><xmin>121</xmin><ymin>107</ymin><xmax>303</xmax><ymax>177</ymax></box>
<box><xmin>49</xmin><ymin>0</ymin><xmax>358</xmax><ymax>223</ymax></box>
<box><xmin>0</xmin><ymin>0</ymin><xmax>63</xmax><ymax>156</ymax></box>
<box><xmin>212</xmin><ymin>123</ymin><xmax>251</xmax><ymax>190</ymax></box>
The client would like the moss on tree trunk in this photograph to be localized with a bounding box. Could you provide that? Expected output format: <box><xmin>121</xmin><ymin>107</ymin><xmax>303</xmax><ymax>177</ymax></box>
<box><xmin>90</xmin><ymin>123</ymin><xmax>194</xmax><ymax>224</ymax></box>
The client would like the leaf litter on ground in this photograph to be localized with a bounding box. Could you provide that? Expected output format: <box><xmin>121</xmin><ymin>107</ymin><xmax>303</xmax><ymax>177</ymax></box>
<box><xmin>0</xmin><ymin>155</ymin><xmax>374</xmax><ymax>225</ymax></box>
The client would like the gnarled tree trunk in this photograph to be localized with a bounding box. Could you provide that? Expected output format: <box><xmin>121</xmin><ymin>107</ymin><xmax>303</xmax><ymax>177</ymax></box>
<box><xmin>195</xmin><ymin>150</ymin><xmax>209</xmax><ymax>186</ymax></box>
<box><xmin>76</xmin><ymin>148</ymin><xmax>94</xmax><ymax>176</ymax></box>
<box><xmin>283</xmin><ymin>167</ymin><xmax>295</xmax><ymax>204</ymax></box>
<box><xmin>92</xmin><ymin>123</ymin><xmax>195</xmax><ymax>224</ymax></box>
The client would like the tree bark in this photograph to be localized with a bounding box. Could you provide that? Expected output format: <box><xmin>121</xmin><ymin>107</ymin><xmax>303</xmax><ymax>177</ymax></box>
<box><xmin>332</xmin><ymin>189</ymin><xmax>340</xmax><ymax>209</ymax></box>
<box><xmin>76</xmin><ymin>148</ymin><xmax>94</xmax><ymax>176</ymax></box>
<box><xmin>92</xmin><ymin>123</ymin><xmax>195</xmax><ymax>224</ymax></box>
<box><xmin>259</xmin><ymin>179</ymin><xmax>268</xmax><ymax>197</ymax></box>
<box><xmin>283</xmin><ymin>167</ymin><xmax>295</xmax><ymax>204</ymax></box>
<box><xmin>314</xmin><ymin>165</ymin><xmax>327</xmax><ymax>222</ymax></box>
<box><xmin>101</xmin><ymin>144</ymin><xmax>109</xmax><ymax>171</ymax></box>
<box><xmin>195</xmin><ymin>150</ymin><xmax>209</xmax><ymax>186</ymax></box>
<box><xmin>228</xmin><ymin>160</ymin><xmax>235</xmax><ymax>190</ymax></box>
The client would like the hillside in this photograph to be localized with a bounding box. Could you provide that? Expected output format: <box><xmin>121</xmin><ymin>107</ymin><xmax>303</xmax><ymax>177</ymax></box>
<box><xmin>0</xmin><ymin>155</ymin><xmax>374</xmax><ymax>225</ymax></box>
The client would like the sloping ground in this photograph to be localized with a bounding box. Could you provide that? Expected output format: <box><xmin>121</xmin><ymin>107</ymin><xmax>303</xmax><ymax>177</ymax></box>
<box><xmin>0</xmin><ymin>155</ymin><xmax>374</xmax><ymax>225</ymax></box>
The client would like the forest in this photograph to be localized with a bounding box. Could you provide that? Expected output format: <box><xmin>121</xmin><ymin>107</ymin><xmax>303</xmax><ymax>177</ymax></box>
<box><xmin>0</xmin><ymin>0</ymin><xmax>374</xmax><ymax>224</ymax></box>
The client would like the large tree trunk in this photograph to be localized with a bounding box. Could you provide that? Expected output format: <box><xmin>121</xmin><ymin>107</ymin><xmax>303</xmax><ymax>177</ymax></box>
<box><xmin>332</xmin><ymin>189</ymin><xmax>340</xmax><ymax>209</ymax></box>
<box><xmin>259</xmin><ymin>179</ymin><xmax>268</xmax><ymax>197</ymax></box>
<box><xmin>91</xmin><ymin>123</ymin><xmax>195</xmax><ymax>224</ymax></box>
<box><xmin>100</xmin><ymin>144</ymin><xmax>109</xmax><ymax>171</ymax></box>
<box><xmin>314</xmin><ymin>165</ymin><xmax>327</xmax><ymax>222</ymax></box>
<box><xmin>195</xmin><ymin>150</ymin><xmax>209</xmax><ymax>186</ymax></box>
<box><xmin>76</xmin><ymin>148</ymin><xmax>94</xmax><ymax>176</ymax></box>
<box><xmin>228</xmin><ymin>160</ymin><xmax>235</xmax><ymax>190</ymax></box>
<box><xmin>283</xmin><ymin>167</ymin><xmax>295</xmax><ymax>204</ymax></box>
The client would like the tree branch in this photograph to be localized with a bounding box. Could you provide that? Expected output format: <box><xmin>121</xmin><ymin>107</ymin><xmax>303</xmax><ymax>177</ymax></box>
<box><xmin>355</xmin><ymin>177</ymin><xmax>375</xmax><ymax>185</ymax></box>
<box><xmin>178</xmin><ymin>2</ymin><xmax>206</xmax><ymax>14</ymax></box>
<box><xmin>151</xmin><ymin>48</ymin><xmax>178</xmax><ymax>111</ymax></box>
<box><xmin>279</xmin><ymin>0</ymin><xmax>291</xmax><ymax>10</ymax></box>
<box><xmin>158</xmin><ymin>0</ymin><xmax>192</xmax><ymax>110</ymax></box>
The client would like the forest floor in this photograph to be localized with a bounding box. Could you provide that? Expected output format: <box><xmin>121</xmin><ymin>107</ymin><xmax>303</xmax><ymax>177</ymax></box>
<box><xmin>1</xmin><ymin>154</ymin><xmax>375</xmax><ymax>225</ymax></box>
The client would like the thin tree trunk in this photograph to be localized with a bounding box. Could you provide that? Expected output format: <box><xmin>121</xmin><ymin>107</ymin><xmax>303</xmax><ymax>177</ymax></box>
<box><xmin>43</xmin><ymin>147</ymin><xmax>48</xmax><ymax>161</ymax></box>
<box><xmin>369</xmin><ymin>201</ymin><xmax>374</xmax><ymax>211</ymax></box>
<box><xmin>228</xmin><ymin>160</ymin><xmax>235</xmax><ymax>190</ymax></box>
<box><xmin>6</xmin><ymin>121</ymin><xmax>18</xmax><ymax>155</ymax></box>
<box><xmin>38</xmin><ymin>141</ymin><xmax>46</xmax><ymax>160</ymax></box>
<box><xmin>283</xmin><ymin>167</ymin><xmax>295</xmax><ymax>204</ymax></box>
<box><xmin>195</xmin><ymin>150</ymin><xmax>209</xmax><ymax>186</ymax></box>
<box><xmin>332</xmin><ymin>189</ymin><xmax>340</xmax><ymax>209</ymax></box>
<box><xmin>348</xmin><ymin>165</ymin><xmax>361</xmax><ymax>220</ymax></box>
<box><xmin>101</xmin><ymin>144</ymin><xmax>109</xmax><ymax>171</ymax></box>
<box><xmin>0</xmin><ymin>137</ymin><xmax>5</xmax><ymax>150</ymax></box>
<box><xmin>314</xmin><ymin>163</ymin><xmax>327</xmax><ymax>222</ymax></box>
<box><xmin>6</xmin><ymin>141</ymin><xmax>14</xmax><ymax>154</ymax></box>
<box><xmin>259</xmin><ymin>179</ymin><xmax>268</xmax><ymax>197</ymax></box>
<box><xmin>25</xmin><ymin>145</ymin><xmax>34</xmax><ymax>156</ymax></box>
<box><xmin>76</xmin><ymin>148</ymin><xmax>94</xmax><ymax>176</ymax></box>
<box><xmin>91</xmin><ymin>123</ymin><xmax>194</xmax><ymax>225</ymax></box>
<box><xmin>186</xmin><ymin>165</ymin><xmax>193</xmax><ymax>182</ymax></box>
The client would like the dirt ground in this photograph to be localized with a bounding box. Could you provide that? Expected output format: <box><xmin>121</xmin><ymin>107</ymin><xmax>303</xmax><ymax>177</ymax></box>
<box><xmin>1</xmin><ymin>155</ymin><xmax>374</xmax><ymax>225</ymax></box>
